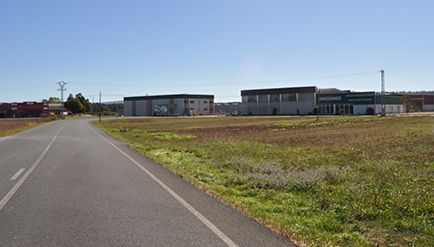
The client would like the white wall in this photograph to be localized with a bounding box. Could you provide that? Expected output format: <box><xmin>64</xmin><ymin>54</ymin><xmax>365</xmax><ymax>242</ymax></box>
<box><xmin>186</xmin><ymin>98</ymin><xmax>213</xmax><ymax>115</ymax></box>
<box><xmin>280</xmin><ymin>102</ymin><xmax>298</xmax><ymax>114</ymax></box>
<box><xmin>298</xmin><ymin>102</ymin><xmax>315</xmax><ymax>114</ymax></box>
<box><xmin>173</xmin><ymin>98</ymin><xmax>186</xmax><ymax>115</ymax></box>
<box><xmin>353</xmin><ymin>105</ymin><xmax>371</xmax><ymax>115</ymax></box>
<box><xmin>375</xmin><ymin>104</ymin><xmax>406</xmax><ymax>114</ymax></box>
<box><xmin>136</xmin><ymin>100</ymin><xmax>147</xmax><ymax>116</ymax></box>
<box><xmin>423</xmin><ymin>104</ymin><xmax>434</xmax><ymax>111</ymax></box>
<box><xmin>124</xmin><ymin>101</ymin><xmax>133</xmax><ymax>116</ymax></box>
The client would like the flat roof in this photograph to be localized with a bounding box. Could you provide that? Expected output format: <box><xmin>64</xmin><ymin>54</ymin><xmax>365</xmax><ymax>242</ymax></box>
<box><xmin>241</xmin><ymin>86</ymin><xmax>316</xmax><ymax>96</ymax></box>
<box><xmin>124</xmin><ymin>94</ymin><xmax>214</xmax><ymax>101</ymax></box>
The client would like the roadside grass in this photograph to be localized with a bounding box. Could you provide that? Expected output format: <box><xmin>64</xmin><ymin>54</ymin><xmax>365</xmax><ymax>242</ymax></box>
<box><xmin>94</xmin><ymin>116</ymin><xmax>434</xmax><ymax>246</ymax></box>
<box><xmin>0</xmin><ymin>117</ymin><xmax>55</xmax><ymax>137</ymax></box>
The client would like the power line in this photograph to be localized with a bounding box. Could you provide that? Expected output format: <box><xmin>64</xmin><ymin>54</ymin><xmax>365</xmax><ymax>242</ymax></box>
<box><xmin>0</xmin><ymin>71</ymin><xmax>377</xmax><ymax>91</ymax></box>
<box><xmin>57</xmin><ymin>81</ymin><xmax>67</xmax><ymax>102</ymax></box>
<box><xmin>0</xmin><ymin>81</ymin><xmax>53</xmax><ymax>91</ymax></box>
<box><xmin>0</xmin><ymin>38</ymin><xmax>48</xmax><ymax>82</ymax></box>
<box><xmin>0</xmin><ymin>61</ymin><xmax>44</xmax><ymax>86</ymax></box>
<box><xmin>70</xmin><ymin>71</ymin><xmax>378</xmax><ymax>88</ymax></box>
<box><xmin>0</xmin><ymin>46</ymin><xmax>43</xmax><ymax>84</ymax></box>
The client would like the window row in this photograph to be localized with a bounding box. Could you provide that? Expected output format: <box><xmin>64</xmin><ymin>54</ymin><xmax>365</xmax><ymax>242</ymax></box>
<box><xmin>243</xmin><ymin>93</ymin><xmax>315</xmax><ymax>103</ymax></box>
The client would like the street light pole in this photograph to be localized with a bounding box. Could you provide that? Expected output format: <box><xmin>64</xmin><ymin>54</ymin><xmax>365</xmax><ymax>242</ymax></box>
<box><xmin>316</xmin><ymin>86</ymin><xmax>320</xmax><ymax>121</ymax></box>
<box><xmin>99</xmin><ymin>91</ymin><xmax>102</xmax><ymax>123</ymax></box>
<box><xmin>380</xmin><ymin>70</ymin><xmax>385</xmax><ymax>116</ymax></box>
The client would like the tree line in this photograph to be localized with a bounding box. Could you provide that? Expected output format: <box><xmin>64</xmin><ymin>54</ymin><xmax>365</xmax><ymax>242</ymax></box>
<box><xmin>43</xmin><ymin>93</ymin><xmax>123</xmax><ymax>115</ymax></box>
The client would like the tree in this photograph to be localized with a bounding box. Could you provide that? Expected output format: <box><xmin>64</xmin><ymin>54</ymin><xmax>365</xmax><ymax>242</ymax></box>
<box><xmin>402</xmin><ymin>95</ymin><xmax>418</xmax><ymax>112</ymax></box>
<box><xmin>75</xmin><ymin>93</ymin><xmax>92</xmax><ymax>113</ymax></box>
<box><xmin>64</xmin><ymin>94</ymin><xmax>85</xmax><ymax>113</ymax></box>
<box><xmin>42</xmin><ymin>97</ymin><xmax>61</xmax><ymax>103</ymax></box>
<box><xmin>48</xmin><ymin>97</ymin><xmax>61</xmax><ymax>103</ymax></box>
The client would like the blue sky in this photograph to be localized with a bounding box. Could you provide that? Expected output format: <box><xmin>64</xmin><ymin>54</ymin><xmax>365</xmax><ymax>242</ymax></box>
<box><xmin>0</xmin><ymin>0</ymin><xmax>433</xmax><ymax>102</ymax></box>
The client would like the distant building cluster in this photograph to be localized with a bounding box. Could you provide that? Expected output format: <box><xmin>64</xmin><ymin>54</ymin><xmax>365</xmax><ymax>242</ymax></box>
<box><xmin>0</xmin><ymin>102</ymin><xmax>63</xmax><ymax>118</ymax></box>
<box><xmin>2</xmin><ymin>86</ymin><xmax>432</xmax><ymax>119</ymax></box>
<box><xmin>124</xmin><ymin>86</ymin><xmax>431</xmax><ymax>117</ymax></box>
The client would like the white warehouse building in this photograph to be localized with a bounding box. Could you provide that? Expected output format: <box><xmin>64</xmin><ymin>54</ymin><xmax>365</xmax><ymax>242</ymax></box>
<box><xmin>124</xmin><ymin>94</ymin><xmax>214</xmax><ymax>116</ymax></box>
<box><xmin>241</xmin><ymin>86</ymin><xmax>317</xmax><ymax>115</ymax></box>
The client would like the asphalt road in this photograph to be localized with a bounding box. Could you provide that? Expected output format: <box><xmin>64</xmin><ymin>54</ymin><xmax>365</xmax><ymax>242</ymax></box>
<box><xmin>0</xmin><ymin>119</ymin><xmax>293</xmax><ymax>247</ymax></box>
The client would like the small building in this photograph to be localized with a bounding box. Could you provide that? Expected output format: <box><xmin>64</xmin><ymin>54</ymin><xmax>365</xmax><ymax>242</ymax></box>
<box><xmin>318</xmin><ymin>92</ymin><xmax>405</xmax><ymax>115</ymax></box>
<box><xmin>0</xmin><ymin>102</ymin><xmax>63</xmax><ymax>118</ymax></box>
<box><xmin>124</xmin><ymin>94</ymin><xmax>214</xmax><ymax>116</ymax></box>
<box><xmin>48</xmin><ymin>103</ymin><xmax>65</xmax><ymax>115</ymax></box>
<box><xmin>241</xmin><ymin>86</ymin><xmax>317</xmax><ymax>115</ymax></box>
<box><xmin>9</xmin><ymin>102</ymin><xmax>49</xmax><ymax>118</ymax></box>
<box><xmin>402</xmin><ymin>92</ymin><xmax>434</xmax><ymax>111</ymax></box>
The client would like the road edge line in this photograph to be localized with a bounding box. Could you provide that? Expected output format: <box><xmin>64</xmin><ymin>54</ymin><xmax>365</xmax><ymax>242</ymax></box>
<box><xmin>90</xmin><ymin>125</ymin><xmax>239</xmax><ymax>247</ymax></box>
<box><xmin>0</xmin><ymin>125</ymin><xmax>65</xmax><ymax>211</ymax></box>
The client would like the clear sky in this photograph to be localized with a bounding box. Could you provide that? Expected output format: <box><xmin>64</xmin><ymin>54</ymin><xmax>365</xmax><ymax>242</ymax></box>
<box><xmin>0</xmin><ymin>0</ymin><xmax>433</xmax><ymax>102</ymax></box>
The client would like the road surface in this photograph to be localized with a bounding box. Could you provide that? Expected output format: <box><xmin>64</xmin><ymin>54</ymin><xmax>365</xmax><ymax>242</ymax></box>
<box><xmin>0</xmin><ymin>119</ymin><xmax>292</xmax><ymax>247</ymax></box>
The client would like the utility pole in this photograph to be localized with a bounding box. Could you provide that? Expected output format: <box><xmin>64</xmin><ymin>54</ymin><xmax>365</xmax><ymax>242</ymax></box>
<box><xmin>316</xmin><ymin>86</ymin><xmax>320</xmax><ymax>121</ymax></box>
<box><xmin>380</xmin><ymin>70</ymin><xmax>385</xmax><ymax>116</ymax></box>
<box><xmin>57</xmin><ymin>81</ymin><xmax>67</xmax><ymax>102</ymax></box>
<box><xmin>92</xmin><ymin>96</ymin><xmax>94</xmax><ymax>117</ymax></box>
<box><xmin>99</xmin><ymin>91</ymin><xmax>102</xmax><ymax>123</ymax></box>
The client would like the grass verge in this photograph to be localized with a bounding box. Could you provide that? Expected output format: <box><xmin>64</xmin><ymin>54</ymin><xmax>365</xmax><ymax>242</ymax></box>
<box><xmin>0</xmin><ymin>117</ymin><xmax>55</xmax><ymax>137</ymax></box>
<box><xmin>94</xmin><ymin>115</ymin><xmax>434</xmax><ymax>246</ymax></box>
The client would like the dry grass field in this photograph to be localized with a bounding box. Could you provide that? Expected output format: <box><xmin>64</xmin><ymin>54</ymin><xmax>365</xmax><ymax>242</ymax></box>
<box><xmin>0</xmin><ymin>118</ymin><xmax>53</xmax><ymax>137</ymax></box>
<box><xmin>95</xmin><ymin>115</ymin><xmax>434</xmax><ymax>246</ymax></box>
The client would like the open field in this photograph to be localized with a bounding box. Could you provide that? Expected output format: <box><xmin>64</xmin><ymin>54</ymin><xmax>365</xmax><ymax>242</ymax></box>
<box><xmin>0</xmin><ymin>118</ymin><xmax>54</xmax><ymax>137</ymax></box>
<box><xmin>94</xmin><ymin>116</ymin><xmax>434</xmax><ymax>246</ymax></box>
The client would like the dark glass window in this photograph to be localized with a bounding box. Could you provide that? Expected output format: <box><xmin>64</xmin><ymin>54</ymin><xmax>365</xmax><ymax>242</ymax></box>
<box><xmin>270</xmin><ymin>94</ymin><xmax>280</xmax><ymax>103</ymax></box>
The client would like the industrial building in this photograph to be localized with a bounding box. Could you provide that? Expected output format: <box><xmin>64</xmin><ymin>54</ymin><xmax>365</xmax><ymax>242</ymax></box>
<box><xmin>124</xmin><ymin>94</ymin><xmax>214</xmax><ymax>116</ymax></box>
<box><xmin>402</xmin><ymin>92</ymin><xmax>434</xmax><ymax>111</ymax></box>
<box><xmin>241</xmin><ymin>86</ymin><xmax>317</xmax><ymax>115</ymax></box>
<box><xmin>241</xmin><ymin>86</ymin><xmax>406</xmax><ymax>115</ymax></box>
<box><xmin>0</xmin><ymin>102</ymin><xmax>64</xmax><ymax>118</ymax></box>
<box><xmin>318</xmin><ymin>91</ymin><xmax>405</xmax><ymax>115</ymax></box>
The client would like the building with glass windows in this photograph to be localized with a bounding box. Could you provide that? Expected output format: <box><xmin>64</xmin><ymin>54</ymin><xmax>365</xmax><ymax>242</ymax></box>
<box><xmin>318</xmin><ymin>91</ymin><xmax>405</xmax><ymax>115</ymax></box>
<box><xmin>241</xmin><ymin>86</ymin><xmax>405</xmax><ymax>115</ymax></box>
<box><xmin>241</xmin><ymin>86</ymin><xmax>317</xmax><ymax>115</ymax></box>
<box><xmin>124</xmin><ymin>94</ymin><xmax>214</xmax><ymax>116</ymax></box>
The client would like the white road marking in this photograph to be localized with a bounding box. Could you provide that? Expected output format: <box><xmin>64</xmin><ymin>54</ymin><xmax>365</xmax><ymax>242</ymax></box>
<box><xmin>91</xmin><ymin>125</ymin><xmax>239</xmax><ymax>247</ymax></box>
<box><xmin>0</xmin><ymin>137</ymin><xmax>9</xmax><ymax>143</ymax></box>
<box><xmin>0</xmin><ymin>125</ymin><xmax>65</xmax><ymax>211</ymax></box>
<box><xmin>9</xmin><ymin>168</ymin><xmax>25</xmax><ymax>181</ymax></box>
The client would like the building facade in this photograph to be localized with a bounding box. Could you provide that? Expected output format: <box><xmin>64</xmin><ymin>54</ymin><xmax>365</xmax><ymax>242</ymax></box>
<box><xmin>8</xmin><ymin>102</ymin><xmax>48</xmax><ymax>118</ymax></box>
<box><xmin>0</xmin><ymin>103</ymin><xmax>10</xmax><ymax>118</ymax></box>
<box><xmin>124</xmin><ymin>94</ymin><xmax>214</xmax><ymax>116</ymax></box>
<box><xmin>318</xmin><ymin>92</ymin><xmax>405</xmax><ymax>115</ymax></box>
<box><xmin>241</xmin><ymin>86</ymin><xmax>406</xmax><ymax>115</ymax></box>
<box><xmin>241</xmin><ymin>86</ymin><xmax>317</xmax><ymax>115</ymax></box>
<box><xmin>403</xmin><ymin>93</ymin><xmax>434</xmax><ymax>111</ymax></box>
<box><xmin>0</xmin><ymin>102</ymin><xmax>65</xmax><ymax>118</ymax></box>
